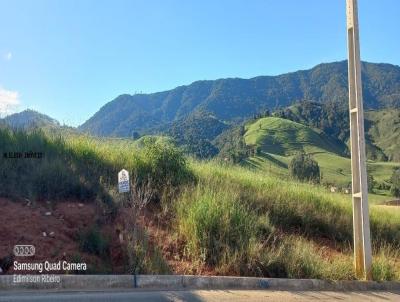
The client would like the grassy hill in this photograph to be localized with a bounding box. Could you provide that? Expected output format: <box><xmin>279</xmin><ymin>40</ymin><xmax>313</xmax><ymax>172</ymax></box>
<box><xmin>243</xmin><ymin>117</ymin><xmax>400</xmax><ymax>201</ymax></box>
<box><xmin>244</xmin><ymin>117</ymin><xmax>347</xmax><ymax>156</ymax></box>
<box><xmin>277</xmin><ymin>102</ymin><xmax>399</xmax><ymax>162</ymax></box>
<box><xmin>0</xmin><ymin>127</ymin><xmax>399</xmax><ymax>280</ymax></box>
<box><xmin>366</xmin><ymin>109</ymin><xmax>400</xmax><ymax>162</ymax></box>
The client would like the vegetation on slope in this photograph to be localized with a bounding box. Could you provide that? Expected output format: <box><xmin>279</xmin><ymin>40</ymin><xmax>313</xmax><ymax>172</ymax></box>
<box><xmin>79</xmin><ymin>61</ymin><xmax>400</xmax><ymax>137</ymax></box>
<box><xmin>242</xmin><ymin>116</ymin><xmax>400</xmax><ymax>194</ymax></box>
<box><xmin>1</xmin><ymin>109</ymin><xmax>60</xmax><ymax>130</ymax></box>
<box><xmin>244</xmin><ymin>117</ymin><xmax>347</xmax><ymax>156</ymax></box>
<box><xmin>279</xmin><ymin>101</ymin><xmax>400</xmax><ymax>162</ymax></box>
<box><xmin>177</xmin><ymin>161</ymin><xmax>400</xmax><ymax>280</ymax></box>
<box><xmin>0</xmin><ymin>128</ymin><xmax>191</xmax><ymax>202</ymax></box>
<box><xmin>167</xmin><ymin>112</ymin><xmax>228</xmax><ymax>158</ymax></box>
<box><xmin>365</xmin><ymin>109</ymin><xmax>400</xmax><ymax>162</ymax></box>
<box><xmin>1</xmin><ymin>128</ymin><xmax>399</xmax><ymax>280</ymax></box>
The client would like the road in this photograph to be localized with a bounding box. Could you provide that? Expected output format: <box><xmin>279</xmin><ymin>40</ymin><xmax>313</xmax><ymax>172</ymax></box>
<box><xmin>0</xmin><ymin>290</ymin><xmax>399</xmax><ymax>301</ymax></box>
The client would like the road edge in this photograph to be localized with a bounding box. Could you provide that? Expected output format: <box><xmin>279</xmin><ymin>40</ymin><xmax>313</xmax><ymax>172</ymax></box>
<box><xmin>0</xmin><ymin>275</ymin><xmax>399</xmax><ymax>291</ymax></box>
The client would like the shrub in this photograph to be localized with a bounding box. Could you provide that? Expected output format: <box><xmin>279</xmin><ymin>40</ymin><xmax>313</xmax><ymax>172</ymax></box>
<box><xmin>141</xmin><ymin>138</ymin><xmax>192</xmax><ymax>193</ymax></box>
<box><xmin>289</xmin><ymin>153</ymin><xmax>320</xmax><ymax>183</ymax></box>
<box><xmin>78</xmin><ymin>227</ymin><xmax>109</xmax><ymax>257</ymax></box>
<box><xmin>367</xmin><ymin>173</ymin><xmax>376</xmax><ymax>193</ymax></box>
<box><xmin>376</xmin><ymin>181</ymin><xmax>391</xmax><ymax>191</ymax></box>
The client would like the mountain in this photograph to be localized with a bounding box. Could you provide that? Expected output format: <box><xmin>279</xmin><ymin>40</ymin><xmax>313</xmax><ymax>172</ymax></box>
<box><xmin>79</xmin><ymin>61</ymin><xmax>400</xmax><ymax>137</ymax></box>
<box><xmin>1</xmin><ymin>109</ymin><xmax>60</xmax><ymax>129</ymax></box>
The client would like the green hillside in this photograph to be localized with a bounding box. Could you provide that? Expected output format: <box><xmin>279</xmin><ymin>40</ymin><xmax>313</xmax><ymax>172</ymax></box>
<box><xmin>243</xmin><ymin>117</ymin><xmax>400</xmax><ymax>201</ymax></box>
<box><xmin>366</xmin><ymin>109</ymin><xmax>400</xmax><ymax>162</ymax></box>
<box><xmin>276</xmin><ymin>102</ymin><xmax>400</xmax><ymax>162</ymax></box>
<box><xmin>244</xmin><ymin>117</ymin><xmax>347</xmax><ymax>156</ymax></box>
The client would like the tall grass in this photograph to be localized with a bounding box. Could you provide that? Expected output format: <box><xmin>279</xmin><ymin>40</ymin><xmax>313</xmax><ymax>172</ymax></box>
<box><xmin>173</xmin><ymin>159</ymin><xmax>400</xmax><ymax>280</ymax></box>
<box><xmin>176</xmin><ymin>182</ymin><xmax>358</xmax><ymax>279</ymax></box>
<box><xmin>177</xmin><ymin>185</ymin><xmax>259</xmax><ymax>267</ymax></box>
<box><xmin>191</xmin><ymin>160</ymin><xmax>400</xmax><ymax>247</ymax></box>
<box><xmin>371</xmin><ymin>244</ymin><xmax>400</xmax><ymax>281</ymax></box>
<box><xmin>0</xmin><ymin>128</ymin><xmax>192</xmax><ymax>202</ymax></box>
<box><xmin>1</xmin><ymin>128</ymin><xmax>399</xmax><ymax>280</ymax></box>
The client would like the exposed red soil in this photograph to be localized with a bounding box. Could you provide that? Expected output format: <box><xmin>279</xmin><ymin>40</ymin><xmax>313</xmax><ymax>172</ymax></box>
<box><xmin>0</xmin><ymin>198</ymin><xmax>185</xmax><ymax>275</ymax></box>
<box><xmin>0</xmin><ymin>198</ymin><xmax>120</xmax><ymax>274</ymax></box>
<box><xmin>0</xmin><ymin>198</ymin><xmax>350</xmax><ymax>276</ymax></box>
<box><xmin>137</xmin><ymin>207</ymin><xmax>216</xmax><ymax>275</ymax></box>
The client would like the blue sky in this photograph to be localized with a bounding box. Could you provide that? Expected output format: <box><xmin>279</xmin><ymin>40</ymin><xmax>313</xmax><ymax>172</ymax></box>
<box><xmin>0</xmin><ymin>0</ymin><xmax>399</xmax><ymax>126</ymax></box>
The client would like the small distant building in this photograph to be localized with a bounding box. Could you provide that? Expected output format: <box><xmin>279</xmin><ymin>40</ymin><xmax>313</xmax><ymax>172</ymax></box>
<box><xmin>385</xmin><ymin>199</ymin><xmax>400</xmax><ymax>206</ymax></box>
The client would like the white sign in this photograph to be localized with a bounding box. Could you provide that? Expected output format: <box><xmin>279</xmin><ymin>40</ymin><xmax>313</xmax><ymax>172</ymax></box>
<box><xmin>118</xmin><ymin>169</ymin><xmax>130</xmax><ymax>193</ymax></box>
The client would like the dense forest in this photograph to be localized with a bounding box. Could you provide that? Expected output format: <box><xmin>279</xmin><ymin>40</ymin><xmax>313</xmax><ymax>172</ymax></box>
<box><xmin>79</xmin><ymin>61</ymin><xmax>400</xmax><ymax>137</ymax></box>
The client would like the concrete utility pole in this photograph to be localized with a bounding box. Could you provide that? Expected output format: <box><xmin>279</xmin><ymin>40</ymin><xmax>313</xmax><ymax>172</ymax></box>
<box><xmin>346</xmin><ymin>0</ymin><xmax>372</xmax><ymax>280</ymax></box>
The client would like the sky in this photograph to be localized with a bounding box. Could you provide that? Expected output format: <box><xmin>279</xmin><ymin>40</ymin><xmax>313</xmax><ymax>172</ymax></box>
<box><xmin>0</xmin><ymin>0</ymin><xmax>399</xmax><ymax>126</ymax></box>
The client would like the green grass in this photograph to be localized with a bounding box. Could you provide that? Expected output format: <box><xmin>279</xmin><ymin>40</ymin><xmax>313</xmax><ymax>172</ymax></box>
<box><xmin>0</xmin><ymin>128</ymin><xmax>191</xmax><ymax>201</ymax></box>
<box><xmin>0</xmin><ymin>129</ymin><xmax>137</xmax><ymax>201</ymax></box>
<box><xmin>0</xmin><ymin>127</ymin><xmax>190</xmax><ymax>274</ymax></box>
<box><xmin>78</xmin><ymin>226</ymin><xmax>110</xmax><ymax>257</ymax></box>
<box><xmin>244</xmin><ymin>117</ymin><xmax>346</xmax><ymax>156</ymax></box>
<box><xmin>1</xmin><ymin>127</ymin><xmax>399</xmax><ymax>280</ymax></box>
<box><xmin>177</xmin><ymin>185</ymin><xmax>258</xmax><ymax>268</ymax></box>
<box><xmin>176</xmin><ymin>160</ymin><xmax>400</xmax><ymax>280</ymax></box>
<box><xmin>243</xmin><ymin>117</ymin><xmax>400</xmax><ymax>199</ymax></box>
<box><xmin>366</xmin><ymin>109</ymin><xmax>400</xmax><ymax>162</ymax></box>
<box><xmin>191</xmin><ymin>160</ymin><xmax>400</xmax><ymax>244</ymax></box>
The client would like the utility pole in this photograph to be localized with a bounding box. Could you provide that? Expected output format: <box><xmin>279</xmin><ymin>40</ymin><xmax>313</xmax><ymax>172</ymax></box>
<box><xmin>346</xmin><ymin>0</ymin><xmax>372</xmax><ymax>280</ymax></box>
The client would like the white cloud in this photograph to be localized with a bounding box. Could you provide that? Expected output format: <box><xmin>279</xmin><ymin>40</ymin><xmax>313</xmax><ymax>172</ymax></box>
<box><xmin>3</xmin><ymin>52</ymin><xmax>12</xmax><ymax>61</ymax></box>
<box><xmin>0</xmin><ymin>87</ymin><xmax>21</xmax><ymax>116</ymax></box>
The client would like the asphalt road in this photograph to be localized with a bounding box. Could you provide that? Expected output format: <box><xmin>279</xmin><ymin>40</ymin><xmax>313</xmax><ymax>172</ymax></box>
<box><xmin>0</xmin><ymin>290</ymin><xmax>399</xmax><ymax>302</ymax></box>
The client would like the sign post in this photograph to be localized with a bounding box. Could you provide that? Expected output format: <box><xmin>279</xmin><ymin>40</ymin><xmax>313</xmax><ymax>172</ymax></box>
<box><xmin>118</xmin><ymin>169</ymin><xmax>130</xmax><ymax>193</ymax></box>
<box><xmin>346</xmin><ymin>0</ymin><xmax>372</xmax><ymax>280</ymax></box>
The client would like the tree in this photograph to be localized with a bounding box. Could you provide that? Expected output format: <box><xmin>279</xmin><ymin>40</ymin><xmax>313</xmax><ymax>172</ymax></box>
<box><xmin>367</xmin><ymin>173</ymin><xmax>376</xmax><ymax>194</ymax></box>
<box><xmin>184</xmin><ymin>139</ymin><xmax>219</xmax><ymax>159</ymax></box>
<box><xmin>289</xmin><ymin>153</ymin><xmax>320</xmax><ymax>183</ymax></box>
<box><xmin>390</xmin><ymin>168</ymin><xmax>400</xmax><ymax>198</ymax></box>
<box><xmin>131</xmin><ymin>131</ymin><xmax>140</xmax><ymax>140</ymax></box>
